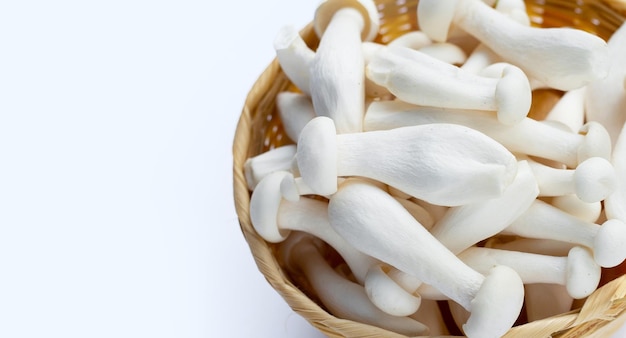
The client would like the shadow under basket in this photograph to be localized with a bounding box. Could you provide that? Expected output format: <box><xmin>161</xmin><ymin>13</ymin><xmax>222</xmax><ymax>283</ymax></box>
<box><xmin>233</xmin><ymin>0</ymin><xmax>626</xmax><ymax>336</ymax></box>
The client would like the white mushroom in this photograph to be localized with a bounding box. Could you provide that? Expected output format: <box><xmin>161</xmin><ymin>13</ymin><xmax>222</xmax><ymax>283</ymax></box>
<box><xmin>551</xmin><ymin>194</ymin><xmax>602</xmax><ymax>224</ymax></box>
<box><xmin>525</xmin><ymin>156</ymin><xmax>616</xmax><ymax>203</ymax></box>
<box><xmin>417</xmin><ymin>0</ymin><xmax>610</xmax><ymax>90</ymax></box>
<box><xmin>279</xmin><ymin>233</ymin><xmax>429</xmax><ymax>336</ymax></box>
<box><xmin>250</xmin><ymin>171</ymin><xmax>377</xmax><ymax>282</ymax></box>
<box><xmin>364</xmin><ymin>264</ymin><xmax>422</xmax><ymax>317</ymax></box>
<box><xmin>585</xmin><ymin>22</ymin><xmax>626</xmax><ymax>145</ymax></box>
<box><xmin>363</xmin><ymin>100</ymin><xmax>612</xmax><ymax>168</ymax></box>
<box><xmin>243</xmin><ymin>145</ymin><xmax>296</xmax><ymax>190</ymax></box>
<box><xmin>297</xmin><ymin>116</ymin><xmax>518</xmax><ymax>205</ymax></box>
<box><xmin>458</xmin><ymin>246</ymin><xmax>601</xmax><ymax>299</ymax></box>
<box><xmin>328</xmin><ymin>179</ymin><xmax>525</xmax><ymax>338</ymax></box>
<box><xmin>309</xmin><ymin>0</ymin><xmax>379</xmax><ymax>133</ymax></box>
<box><xmin>504</xmin><ymin>199</ymin><xmax>626</xmax><ymax>268</ymax></box>
<box><xmin>274</xmin><ymin>25</ymin><xmax>316</xmax><ymax>95</ymax></box>
<box><xmin>418</xmin><ymin>42</ymin><xmax>467</xmax><ymax>65</ymax></box>
<box><xmin>388</xmin><ymin>31</ymin><xmax>432</xmax><ymax>49</ymax></box>
<box><xmin>361</xmin><ymin>42</ymin><xmax>391</xmax><ymax>98</ymax></box>
<box><xmin>276</xmin><ymin>92</ymin><xmax>316</xmax><ymax>142</ymax></box>
<box><xmin>366</xmin><ymin>45</ymin><xmax>531</xmax><ymax>125</ymax></box>
<box><xmin>429</xmin><ymin>160</ymin><xmax>538</xmax><ymax>255</ymax></box>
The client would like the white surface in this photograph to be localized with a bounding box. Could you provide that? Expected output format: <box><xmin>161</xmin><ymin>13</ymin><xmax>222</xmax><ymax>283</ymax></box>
<box><xmin>2</xmin><ymin>1</ymin><xmax>626</xmax><ymax>338</ymax></box>
<box><xmin>0</xmin><ymin>1</ymin><xmax>323</xmax><ymax>337</ymax></box>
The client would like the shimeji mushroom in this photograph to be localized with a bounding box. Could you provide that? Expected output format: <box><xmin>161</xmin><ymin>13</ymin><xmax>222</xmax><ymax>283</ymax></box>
<box><xmin>585</xmin><ymin>22</ymin><xmax>626</xmax><ymax>145</ymax></box>
<box><xmin>296</xmin><ymin>116</ymin><xmax>518</xmax><ymax>205</ymax></box>
<box><xmin>328</xmin><ymin>179</ymin><xmax>525</xmax><ymax>338</ymax></box>
<box><xmin>250</xmin><ymin>171</ymin><xmax>378</xmax><ymax>282</ymax></box>
<box><xmin>278</xmin><ymin>233</ymin><xmax>429</xmax><ymax>336</ymax></box>
<box><xmin>388</xmin><ymin>31</ymin><xmax>432</xmax><ymax>49</ymax></box>
<box><xmin>243</xmin><ymin>144</ymin><xmax>296</xmax><ymax>190</ymax></box>
<box><xmin>417</xmin><ymin>42</ymin><xmax>467</xmax><ymax>65</ymax></box>
<box><xmin>504</xmin><ymin>199</ymin><xmax>626</xmax><ymax>268</ymax></box>
<box><xmin>276</xmin><ymin>92</ymin><xmax>316</xmax><ymax>142</ymax></box>
<box><xmin>551</xmin><ymin>194</ymin><xmax>602</xmax><ymax>223</ymax></box>
<box><xmin>366</xmin><ymin>45</ymin><xmax>531</xmax><ymax>125</ymax></box>
<box><xmin>524</xmin><ymin>156</ymin><xmax>616</xmax><ymax>203</ymax></box>
<box><xmin>309</xmin><ymin>0</ymin><xmax>379</xmax><ymax>133</ymax></box>
<box><xmin>363</xmin><ymin>100</ymin><xmax>612</xmax><ymax>168</ymax></box>
<box><xmin>417</xmin><ymin>0</ymin><xmax>610</xmax><ymax>90</ymax></box>
<box><xmin>458</xmin><ymin>246</ymin><xmax>601</xmax><ymax>299</ymax></box>
<box><xmin>544</xmin><ymin>87</ymin><xmax>587</xmax><ymax>133</ymax></box>
<box><xmin>274</xmin><ymin>25</ymin><xmax>316</xmax><ymax>95</ymax></box>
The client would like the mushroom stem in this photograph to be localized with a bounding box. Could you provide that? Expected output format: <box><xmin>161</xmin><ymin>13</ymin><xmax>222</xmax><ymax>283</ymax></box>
<box><xmin>243</xmin><ymin>145</ymin><xmax>296</xmax><ymax>190</ymax></box>
<box><xmin>274</xmin><ymin>25</ymin><xmax>315</xmax><ymax>95</ymax></box>
<box><xmin>276</xmin><ymin>92</ymin><xmax>316</xmax><ymax>142</ymax></box>
<box><xmin>545</xmin><ymin>87</ymin><xmax>587</xmax><ymax>133</ymax></box>
<box><xmin>551</xmin><ymin>194</ymin><xmax>602</xmax><ymax>223</ymax></box>
<box><xmin>525</xmin><ymin>156</ymin><xmax>616</xmax><ymax>203</ymax></box>
<box><xmin>418</xmin><ymin>0</ymin><xmax>610</xmax><ymax>90</ymax></box>
<box><xmin>310</xmin><ymin>0</ymin><xmax>379</xmax><ymax>133</ymax></box>
<box><xmin>504</xmin><ymin>199</ymin><xmax>626</xmax><ymax>268</ymax></box>
<box><xmin>458</xmin><ymin>246</ymin><xmax>601</xmax><ymax>299</ymax></box>
<box><xmin>328</xmin><ymin>179</ymin><xmax>524</xmax><ymax>338</ymax></box>
<box><xmin>279</xmin><ymin>233</ymin><xmax>429</xmax><ymax>336</ymax></box>
<box><xmin>366</xmin><ymin>45</ymin><xmax>531</xmax><ymax>125</ymax></box>
<box><xmin>605</xmin><ymin>121</ymin><xmax>626</xmax><ymax>223</ymax></box>
<box><xmin>297</xmin><ymin>116</ymin><xmax>518</xmax><ymax>205</ymax></box>
<box><xmin>363</xmin><ymin>100</ymin><xmax>612</xmax><ymax>167</ymax></box>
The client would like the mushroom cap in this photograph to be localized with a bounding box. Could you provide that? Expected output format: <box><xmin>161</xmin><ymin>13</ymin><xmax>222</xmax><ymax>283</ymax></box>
<box><xmin>249</xmin><ymin>170</ymin><xmax>292</xmax><ymax>243</ymax></box>
<box><xmin>314</xmin><ymin>0</ymin><xmax>380</xmax><ymax>41</ymax></box>
<box><xmin>594</xmin><ymin>219</ymin><xmax>626</xmax><ymax>268</ymax></box>
<box><xmin>417</xmin><ymin>0</ymin><xmax>459</xmax><ymax>42</ymax></box>
<box><xmin>364</xmin><ymin>264</ymin><xmax>421</xmax><ymax>317</ymax></box>
<box><xmin>566</xmin><ymin>246</ymin><xmax>601</xmax><ymax>299</ymax></box>
<box><xmin>577</xmin><ymin>121</ymin><xmax>612</xmax><ymax>164</ymax></box>
<box><xmin>494</xmin><ymin>64</ymin><xmax>531</xmax><ymax>125</ymax></box>
<box><xmin>573</xmin><ymin>157</ymin><xmax>616</xmax><ymax>203</ymax></box>
<box><xmin>462</xmin><ymin>265</ymin><xmax>524</xmax><ymax>338</ymax></box>
<box><xmin>297</xmin><ymin>116</ymin><xmax>339</xmax><ymax>196</ymax></box>
<box><xmin>279</xmin><ymin>172</ymin><xmax>301</xmax><ymax>202</ymax></box>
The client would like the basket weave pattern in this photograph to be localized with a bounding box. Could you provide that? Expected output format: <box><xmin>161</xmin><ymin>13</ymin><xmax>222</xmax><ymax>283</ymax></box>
<box><xmin>233</xmin><ymin>1</ymin><xmax>626</xmax><ymax>336</ymax></box>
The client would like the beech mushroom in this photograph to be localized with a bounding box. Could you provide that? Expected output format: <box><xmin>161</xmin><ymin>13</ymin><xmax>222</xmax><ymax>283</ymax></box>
<box><xmin>363</xmin><ymin>100</ymin><xmax>612</xmax><ymax>168</ymax></box>
<box><xmin>418</xmin><ymin>42</ymin><xmax>467</xmax><ymax>65</ymax></box>
<box><xmin>458</xmin><ymin>246</ymin><xmax>601</xmax><ymax>299</ymax></box>
<box><xmin>276</xmin><ymin>92</ymin><xmax>316</xmax><ymax>142</ymax></box>
<box><xmin>297</xmin><ymin>116</ymin><xmax>518</xmax><ymax>205</ymax></box>
<box><xmin>388</xmin><ymin>31</ymin><xmax>432</xmax><ymax>49</ymax></box>
<box><xmin>309</xmin><ymin>0</ymin><xmax>379</xmax><ymax>133</ymax></box>
<box><xmin>544</xmin><ymin>87</ymin><xmax>587</xmax><ymax>133</ymax></box>
<box><xmin>250</xmin><ymin>171</ymin><xmax>377</xmax><ymax>282</ymax></box>
<box><xmin>551</xmin><ymin>194</ymin><xmax>602</xmax><ymax>223</ymax></box>
<box><xmin>328</xmin><ymin>179</ymin><xmax>525</xmax><ymax>338</ymax></box>
<box><xmin>243</xmin><ymin>145</ymin><xmax>296</xmax><ymax>190</ymax></box>
<box><xmin>525</xmin><ymin>156</ymin><xmax>616</xmax><ymax>203</ymax></box>
<box><xmin>274</xmin><ymin>25</ymin><xmax>316</xmax><ymax>95</ymax></box>
<box><xmin>504</xmin><ymin>199</ymin><xmax>626</xmax><ymax>268</ymax></box>
<box><xmin>417</xmin><ymin>0</ymin><xmax>610</xmax><ymax>90</ymax></box>
<box><xmin>279</xmin><ymin>233</ymin><xmax>429</xmax><ymax>336</ymax></box>
<box><xmin>605</xmin><ymin>121</ymin><xmax>626</xmax><ymax>222</ymax></box>
<box><xmin>366</xmin><ymin>45</ymin><xmax>531</xmax><ymax>125</ymax></box>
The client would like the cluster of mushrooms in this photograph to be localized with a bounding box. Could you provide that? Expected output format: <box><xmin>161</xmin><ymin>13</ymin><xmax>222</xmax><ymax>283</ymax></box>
<box><xmin>244</xmin><ymin>0</ymin><xmax>626</xmax><ymax>337</ymax></box>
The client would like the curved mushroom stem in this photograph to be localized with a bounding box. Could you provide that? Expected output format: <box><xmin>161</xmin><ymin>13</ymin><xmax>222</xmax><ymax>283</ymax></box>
<box><xmin>363</xmin><ymin>100</ymin><xmax>612</xmax><ymax>168</ymax></box>
<box><xmin>605</xmin><ymin>121</ymin><xmax>626</xmax><ymax>223</ymax></box>
<box><xmin>279</xmin><ymin>233</ymin><xmax>430</xmax><ymax>336</ymax></box>
<box><xmin>310</xmin><ymin>0</ymin><xmax>379</xmax><ymax>133</ymax></box>
<box><xmin>418</xmin><ymin>42</ymin><xmax>467</xmax><ymax>65</ymax></box>
<box><xmin>250</xmin><ymin>171</ymin><xmax>378</xmax><ymax>283</ymax></box>
<box><xmin>458</xmin><ymin>246</ymin><xmax>601</xmax><ymax>299</ymax></box>
<box><xmin>504</xmin><ymin>199</ymin><xmax>626</xmax><ymax>268</ymax></box>
<box><xmin>328</xmin><ymin>179</ymin><xmax>525</xmax><ymax>338</ymax></box>
<box><xmin>274</xmin><ymin>25</ymin><xmax>316</xmax><ymax>95</ymax></box>
<box><xmin>297</xmin><ymin>116</ymin><xmax>517</xmax><ymax>205</ymax></box>
<box><xmin>366</xmin><ymin>45</ymin><xmax>531</xmax><ymax>125</ymax></box>
<box><xmin>525</xmin><ymin>156</ymin><xmax>616</xmax><ymax>203</ymax></box>
<box><xmin>388</xmin><ymin>31</ymin><xmax>432</xmax><ymax>49</ymax></box>
<box><xmin>276</xmin><ymin>92</ymin><xmax>316</xmax><ymax>142</ymax></box>
<box><xmin>551</xmin><ymin>194</ymin><xmax>602</xmax><ymax>223</ymax></box>
<box><xmin>243</xmin><ymin>145</ymin><xmax>296</xmax><ymax>190</ymax></box>
<box><xmin>418</xmin><ymin>0</ymin><xmax>610</xmax><ymax>90</ymax></box>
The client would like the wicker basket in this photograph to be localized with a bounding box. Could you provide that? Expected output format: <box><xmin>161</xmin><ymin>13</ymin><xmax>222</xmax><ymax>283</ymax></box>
<box><xmin>233</xmin><ymin>0</ymin><xmax>626</xmax><ymax>336</ymax></box>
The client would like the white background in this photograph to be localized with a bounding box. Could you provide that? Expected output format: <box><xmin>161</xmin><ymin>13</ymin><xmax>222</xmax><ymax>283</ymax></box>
<box><xmin>1</xmin><ymin>1</ymin><xmax>625</xmax><ymax>338</ymax></box>
<box><xmin>0</xmin><ymin>1</ymin><xmax>324</xmax><ymax>337</ymax></box>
